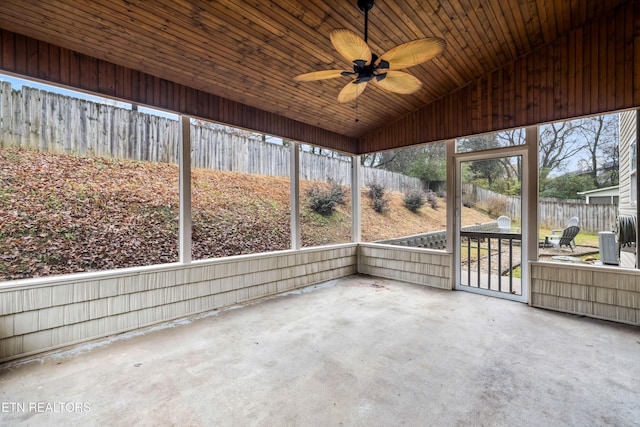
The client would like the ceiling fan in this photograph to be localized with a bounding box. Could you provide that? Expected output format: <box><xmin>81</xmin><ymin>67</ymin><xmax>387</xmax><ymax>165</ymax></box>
<box><xmin>294</xmin><ymin>0</ymin><xmax>446</xmax><ymax>103</ymax></box>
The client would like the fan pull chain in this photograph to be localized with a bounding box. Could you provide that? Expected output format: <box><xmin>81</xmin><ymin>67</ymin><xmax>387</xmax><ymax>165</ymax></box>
<box><xmin>355</xmin><ymin>98</ymin><xmax>359</xmax><ymax>123</ymax></box>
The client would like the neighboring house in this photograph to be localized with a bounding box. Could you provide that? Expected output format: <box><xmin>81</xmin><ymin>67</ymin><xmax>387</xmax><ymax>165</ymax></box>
<box><xmin>616</xmin><ymin>111</ymin><xmax>638</xmax><ymax>267</ymax></box>
<box><xmin>619</xmin><ymin>111</ymin><xmax>637</xmax><ymax>216</ymax></box>
<box><xmin>576</xmin><ymin>185</ymin><xmax>619</xmax><ymax>204</ymax></box>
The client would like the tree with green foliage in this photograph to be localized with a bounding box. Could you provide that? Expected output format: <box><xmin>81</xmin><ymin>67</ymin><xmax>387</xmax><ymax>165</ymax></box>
<box><xmin>458</xmin><ymin>134</ymin><xmax>510</xmax><ymax>187</ymax></box>
<box><xmin>405</xmin><ymin>143</ymin><xmax>446</xmax><ymax>188</ymax></box>
<box><xmin>361</xmin><ymin>142</ymin><xmax>446</xmax><ymax>190</ymax></box>
<box><xmin>540</xmin><ymin>173</ymin><xmax>596</xmax><ymax>199</ymax></box>
<box><xmin>371</xmin><ymin>146</ymin><xmax>422</xmax><ymax>173</ymax></box>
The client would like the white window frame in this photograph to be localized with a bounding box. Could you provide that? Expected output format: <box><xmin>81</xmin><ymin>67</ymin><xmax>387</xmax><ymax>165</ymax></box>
<box><xmin>631</xmin><ymin>140</ymin><xmax>637</xmax><ymax>205</ymax></box>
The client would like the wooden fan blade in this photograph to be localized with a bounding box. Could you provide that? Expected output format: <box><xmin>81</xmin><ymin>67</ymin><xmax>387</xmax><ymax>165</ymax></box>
<box><xmin>293</xmin><ymin>70</ymin><xmax>348</xmax><ymax>82</ymax></box>
<box><xmin>373</xmin><ymin>71</ymin><xmax>422</xmax><ymax>94</ymax></box>
<box><xmin>376</xmin><ymin>38</ymin><xmax>446</xmax><ymax>70</ymax></box>
<box><xmin>338</xmin><ymin>81</ymin><xmax>367</xmax><ymax>103</ymax></box>
<box><xmin>330</xmin><ymin>29</ymin><xmax>372</xmax><ymax>65</ymax></box>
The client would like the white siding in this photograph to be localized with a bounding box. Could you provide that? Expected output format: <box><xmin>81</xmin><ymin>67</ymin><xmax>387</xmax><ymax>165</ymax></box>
<box><xmin>0</xmin><ymin>245</ymin><xmax>358</xmax><ymax>362</ymax></box>
<box><xmin>618</xmin><ymin>111</ymin><xmax>636</xmax><ymax>215</ymax></box>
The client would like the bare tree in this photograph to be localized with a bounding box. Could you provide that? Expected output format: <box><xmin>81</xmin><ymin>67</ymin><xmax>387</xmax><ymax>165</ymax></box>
<box><xmin>577</xmin><ymin>114</ymin><xmax>619</xmax><ymax>187</ymax></box>
<box><xmin>538</xmin><ymin>121</ymin><xmax>584</xmax><ymax>180</ymax></box>
<box><xmin>496</xmin><ymin>129</ymin><xmax>525</xmax><ymax>180</ymax></box>
<box><xmin>361</xmin><ymin>152</ymin><xmax>383</xmax><ymax>167</ymax></box>
<box><xmin>302</xmin><ymin>144</ymin><xmax>349</xmax><ymax>160</ymax></box>
<box><xmin>374</xmin><ymin>146</ymin><xmax>423</xmax><ymax>172</ymax></box>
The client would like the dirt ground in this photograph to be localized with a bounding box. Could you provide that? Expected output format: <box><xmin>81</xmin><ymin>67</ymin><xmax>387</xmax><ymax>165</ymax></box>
<box><xmin>360</xmin><ymin>190</ymin><xmax>492</xmax><ymax>242</ymax></box>
<box><xmin>1</xmin><ymin>149</ymin><xmax>494</xmax><ymax>280</ymax></box>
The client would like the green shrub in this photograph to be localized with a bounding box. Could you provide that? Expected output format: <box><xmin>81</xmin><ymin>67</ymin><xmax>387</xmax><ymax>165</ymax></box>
<box><xmin>372</xmin><ymin>197</ymin><xmax>389</xmax><ymax>213</ymax></box>
<box><xmin>404</xmin><ymin>189</ymin><xmax>425</xmax><ymax>213</ymax></box>
<box><xmin>306</xmin><ymin>179</ymin><xmax>347</xmax><ymax>216</ymax></box>
<box><xmin>426</xmin><ymin>190</ymin><xmax>439</xmax><ymax>209</ymax></box>
<box><xmin>368</xmin><ymin>183</ymin><xmax>385</xmax><ymax>200</ymax></box>
<box><xmin>485</xmin><ymin>196</ymin><xmax>507</xmax><ymax>217</ymax></box>
<box><xmin>367</xmin><ymin>182</ymin><xmax>389</xmax><ymax>214</ymax></box>
<box><xmin>462</xmin><ymin>192</ymin><xmax>476</xmax><ymax>208</ymax></box>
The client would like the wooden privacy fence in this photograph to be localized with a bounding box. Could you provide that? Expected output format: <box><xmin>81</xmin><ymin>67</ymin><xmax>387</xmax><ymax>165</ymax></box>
<box><xmin>0</xmin><ymin>82</ymin><xmax>422</xmax><ymax>192</ymax></box>
<box><xmin>463</xmin><ymin>185</ymin><xmax>522</xmax><ymax>221</ymax></box>
<box><xmin>0</xmin><ymin>84</ymin><xmax>182</xmax><ymax>162</ymax></box>
<box><xmin>463</xmin><ymin>184</ymin><xmax>618</xmax><ymax>233</ymax></box>
<box><xmin>537</xmin><ymin>200</ymin><xmax>618</xmax><ymax>233</ymax></box>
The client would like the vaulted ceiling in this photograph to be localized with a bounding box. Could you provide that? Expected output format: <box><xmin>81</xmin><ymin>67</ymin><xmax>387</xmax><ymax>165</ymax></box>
<box><xmin>0</xmin><ymin>0</ymin><xmax>635</xmax><ymax>153</ymax></box>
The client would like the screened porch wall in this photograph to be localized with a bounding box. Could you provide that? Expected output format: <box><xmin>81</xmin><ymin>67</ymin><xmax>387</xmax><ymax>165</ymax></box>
<box><xmin>358</xmin><ymin>243</ymin><xmax>452</xmax><ymax>290</ymax></box>
<box><xmin>531</xmin><ymin>262</ymin><xmax>640</xmax><ymax>326</ymax></box>
<box><xmin>0</xmin><ymin>244</ymin><xmax>357</xmax><ymax>362</ymax></box>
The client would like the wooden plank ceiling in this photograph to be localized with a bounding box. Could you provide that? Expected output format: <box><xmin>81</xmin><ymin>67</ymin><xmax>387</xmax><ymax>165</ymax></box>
<box><xmin>0</xmin><ymin>0</ymin><xmax>629</xmax><ymax>142</ymax></box>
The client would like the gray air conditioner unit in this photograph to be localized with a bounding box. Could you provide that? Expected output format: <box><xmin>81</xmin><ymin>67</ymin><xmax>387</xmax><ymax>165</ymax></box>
<box><xmin>598</xmin><ymin>231</ymin><xmax>619</xmax><ymax>265</ymax></box>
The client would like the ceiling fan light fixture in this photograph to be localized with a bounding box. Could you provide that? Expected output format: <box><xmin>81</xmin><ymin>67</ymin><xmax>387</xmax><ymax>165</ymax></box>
<box><xmin>377</xmin><ymin>59</ymin><xmax>390</xmax><ymax>70</ymax></box>
<box><xmin>355</xmin><ymin>75</ymin><xmax>374</xmax><ymax>84</ymax></box>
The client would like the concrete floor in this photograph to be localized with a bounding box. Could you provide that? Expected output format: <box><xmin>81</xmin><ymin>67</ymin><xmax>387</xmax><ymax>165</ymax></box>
<box><xmin>1</xmin><ymin>275</ymin><xmax>639</xmax><ymax>426</ymax></box>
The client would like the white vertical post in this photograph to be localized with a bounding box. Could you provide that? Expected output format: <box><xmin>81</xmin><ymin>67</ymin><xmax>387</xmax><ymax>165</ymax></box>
<box><xmin>179</xmin><ymin>115</ymin><xmax>192</xmax><ymax>264</ymax></box>
<box><xmin>445</xmin><ymin>139</ymin><xmax>456</xmax><ymax>290</ymax></box>
<box><xmin>636</xmin><ymin>110</ymin><xmax>640</xmax><ymax>269</ymax></box>
<box><xmin>351</xmin><ymin>155</ymin><xmax>362</xmax><ymax>243</ymax></box>
<box><xmin>525</xmin><ymin>125</ymin><xmax>539</xmax><ymax>304</ymax></box>
<box><xmin>290</xmin><ymin>142</ymin><xmax>301</xmax><ymax>250</ymax></box>
<box><xmin>525</xmin><ymin>126</ymin><xmax>538</xmax><ymax>261</ymax></box>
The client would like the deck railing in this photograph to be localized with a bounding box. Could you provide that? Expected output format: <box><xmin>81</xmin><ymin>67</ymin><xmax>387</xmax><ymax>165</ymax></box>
<box><xmin>375</xmin><ymin>221</ymin><xmax>499</xmax><ymax>250</ymax></box>
<box><xmin>460</xmin><ymin>231</ymin><xmax>522</xmax><ymax>295</ymax></box>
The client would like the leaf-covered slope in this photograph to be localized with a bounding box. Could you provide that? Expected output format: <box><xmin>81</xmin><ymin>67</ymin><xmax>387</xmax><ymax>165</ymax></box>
<box><xmin>1</xmin><ymin>149</ymin><xmax>491</xmax><ymax>280</ymax></box>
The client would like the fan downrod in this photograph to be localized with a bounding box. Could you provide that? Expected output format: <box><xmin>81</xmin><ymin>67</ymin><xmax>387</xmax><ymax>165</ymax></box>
<box><xmin>357</xmin><ymin>0</ymin><xmax>374</xmax><ymax>42</ymax></box>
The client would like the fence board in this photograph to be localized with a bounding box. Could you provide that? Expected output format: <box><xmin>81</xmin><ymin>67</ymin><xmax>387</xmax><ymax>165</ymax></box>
<box><xmin>0</xmin><ymin>82</ymin><xmax>422</xmax><ymax>192</ymax></box>
<box><xmin>463</xmin><ymin>184</ymin><xmax>618</xmax><ymax>233</ymax></box>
